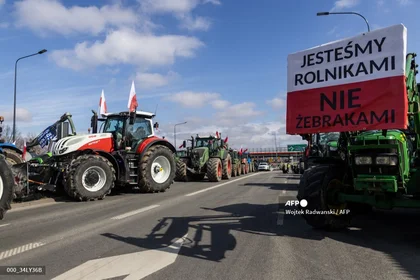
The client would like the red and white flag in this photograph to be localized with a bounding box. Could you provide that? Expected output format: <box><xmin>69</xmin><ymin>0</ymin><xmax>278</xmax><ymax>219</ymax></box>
<box><xmin>128</xmin><ymin>81</ymin><xmax>138</xmax><ymax>112</ymax></box>
<box><xmin>22</xmin><ymin>139</ymin><xmax>27</xmax><ymax>159</ymax></box>
<box><xmin>99</xmin><ymin>89</ymin><xmax>107</xmax><ymax>115</ymax></box>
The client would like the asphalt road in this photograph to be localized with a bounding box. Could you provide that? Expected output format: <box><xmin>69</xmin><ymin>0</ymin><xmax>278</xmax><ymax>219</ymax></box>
<box><xmin>0</xmin><ymin>171</ymin><xmax>419</xmax><ymax>280</ymax></box>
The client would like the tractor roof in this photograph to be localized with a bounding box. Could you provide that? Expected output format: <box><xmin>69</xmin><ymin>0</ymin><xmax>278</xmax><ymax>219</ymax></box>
<box><xmin>104</xmin><ymin>110</ymin><xmax>156</xmax><ymax>118</ymax></box>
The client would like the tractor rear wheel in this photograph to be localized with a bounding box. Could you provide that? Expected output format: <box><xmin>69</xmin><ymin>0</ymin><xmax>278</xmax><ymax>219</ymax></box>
<box><xmin>207</xmin><ymin>158</ymin><xmax>222</xmax><ymax>182</ymax></box>
<box><xmin>222</xmin><ymin>154</ymin><xmax>232</xmax><ymax>180</ymax></box>
<box><xmin>297</xmin><ymin>164</ymin><xmax>351</xmax><ymax>230</ymax></box>
<box><xmin>139</xmin><ymin>145</ymin><xmax>175</xmax><ymax>193</ymax></box>
<box><xmin>64</xmin><ymin>154</ymin><xmax>116</xmax><ymax>201</ymax></box>
<box><xmin>175</xmin><ymin>159</ymin><xmax>190</xmax><ymax>182</ymax></box>
<box><xmin>237</xmin><ymin>164</ymin><xmax>241</xmax><ymax>176</ymax></box>
<box><xmin>0</xmin><ymin>156</ymin><xmax>14</xmax><ymax>220</ymax></box>
<box><xmin>2</xmin><ymin>148</ymin><xmax>23</xmax><ymax>165</ymax></box>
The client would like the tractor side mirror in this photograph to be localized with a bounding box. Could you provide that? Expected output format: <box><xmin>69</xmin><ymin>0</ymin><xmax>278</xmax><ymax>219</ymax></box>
<box><xmin>153</xmin><ymin>122</ymin><xmax>159</xmax><ymax>129</ymax></box>
<box><xmin>182</xmin><ymin>140</ymin><xmax>186</xmax><ymax>148</ymax></box>
<box><xmin>129</xmin><ymin>111</ymin><xmax>136</xmax><ymax>125</ymax></box>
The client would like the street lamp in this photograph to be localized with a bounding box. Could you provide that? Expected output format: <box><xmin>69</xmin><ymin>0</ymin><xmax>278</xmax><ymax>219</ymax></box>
<box><xmin>316</xmin><ymin>11</ymin><xmax>370</xmax><ymax>32</ymax></box>
<box><xmin>174</xmin><ymin>121</ymin><xmax>187</xmax><ymax>149</ymax></box>
<box><xmin>12</xmin><ymin>49</ymin><xmax>48</xmax><ymax>142</ymax></box>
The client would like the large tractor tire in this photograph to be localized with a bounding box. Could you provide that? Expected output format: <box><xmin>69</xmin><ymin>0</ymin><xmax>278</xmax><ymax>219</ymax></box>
<box><xmin>175</xmin><ymin>159</ymin><xmax>190</xmax><ymax>182</ymax></box>
<box><xmin>0</xmin><ymin>156</ymin><xmax>14</xmax><ymax>220</ymax></box>
<box><xmin>231</xmin><ymin>163</ymin><xmax>237</xmax><ymax>177</ymax></box>
<box><xmin>236</xmin><ymin>163</ymin><xmax>241</xmax><ymax>176</ymax></box>
<box><xmin>222</xmin><ymin>154</ymin><xmax>232</xmax><ymax>180</ymax></box>
<box><xmin>207</xmin><ymin>158</ymin><xmax>222</xmax><ymax>182</ymax></box>
<box><xmin>64</xmin><ymin>154</ymin><xmax>116</xmax><ymax>201</ymax></box>
<box><xmin>139</xmin><ymin>145</ymin><xmax>176</xmax><ymax>193</ymax></box>
<box><xmin>297</xmin><ymin>164</ymin><xmax>351</xmax><ymax>230</ymax></box>
<box><xmin>2</xmin><ymin>148</ymin><xmax>23</xmax><ymax>165</ymax></box>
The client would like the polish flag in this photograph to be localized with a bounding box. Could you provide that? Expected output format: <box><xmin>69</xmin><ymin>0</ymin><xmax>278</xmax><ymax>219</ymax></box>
<box><xmin>128</xmin><ymin>81</ymin><xmax>138</xmax><ymax>112</ymax></box>
<box><xmin>215</xmin><ymin>131</ymin><xmax>219</xmax><ymax>138</ymax></box>
<box><xmin>22</xmin><ymin>139</ymin><xmax>27</xmax><ymax>159</ymax></box>
<box><xmin>99</xmin><ymin>89</ymin><xmax>107</xmax><ymax>115</ymax></box>
<box><xmin>224</xmin><ymin>136</ymin><xmax>228</xmax><ymax>143</ymax></box>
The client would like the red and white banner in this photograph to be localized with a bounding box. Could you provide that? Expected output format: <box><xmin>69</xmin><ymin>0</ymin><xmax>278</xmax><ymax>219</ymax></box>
<box><xmin>128</xmin><ymin>81</ymin><xmax>138</xmax><ymax>112</ymax></box>
<box><xmin>99</xmin><ymin>89</ymin><xmax>107</xmax><ymax>115</ymax></box>
<box><xmin>286</xmin><ymin>24</ymin><xmax>408</xmax><ymax>134</ymax></box>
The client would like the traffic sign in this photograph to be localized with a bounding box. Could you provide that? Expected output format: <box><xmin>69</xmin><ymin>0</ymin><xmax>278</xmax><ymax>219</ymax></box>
<box><xmin>287</xmin><ymin>144</ymin><xmax>307</xmax><ymax>152</ymax></box>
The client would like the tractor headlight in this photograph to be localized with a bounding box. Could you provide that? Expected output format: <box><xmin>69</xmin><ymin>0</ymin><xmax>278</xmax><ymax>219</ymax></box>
<box><xmin>376</xmin><ymin>156</ymin><xmax>398</xmax><ymax>166</ymax></box>
<box><xmin>355</xmin><ymin>156</ymin><xmax>372</xmax><ymax>165</ymax></box>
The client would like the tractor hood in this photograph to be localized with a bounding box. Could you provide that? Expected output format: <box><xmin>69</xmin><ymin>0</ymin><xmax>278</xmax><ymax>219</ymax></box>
<box><xmin>352</xmin><ymin>130</ymin><xmax>406</xmax><ymax>144</ymax></box>
<box><xmin>53</xmin><ymin>133</ymin><xmax>113</xmax><ymax>155</ymax></box>
<box><xmin>192</xmin><ymin>147</ymin><xmax>208</xmax><ymax>157</ymax></box>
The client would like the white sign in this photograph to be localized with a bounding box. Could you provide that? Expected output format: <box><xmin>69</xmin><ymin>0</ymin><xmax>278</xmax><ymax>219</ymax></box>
<box><xmin>287</xmin><ymin>24</ymin><xmax>407</xmax><ymax>92</ymax></box>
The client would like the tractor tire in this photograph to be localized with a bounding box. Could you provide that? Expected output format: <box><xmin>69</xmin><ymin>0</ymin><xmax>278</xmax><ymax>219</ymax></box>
<box><xmin>207</xmin><ymin>158</ymin><xmax>222</xmax><ymax>182</ymax></box>
<box><xmin>222</xmin><ymin>154</ymin><xmax>232</xmax><ymax>180</ymax></box>
<box><xmin>231</xmin><ymin>163</ymin><xmax>237</xmax><ymax>177</ymax></box>
<box><xmin>64</xmin><ymin>154</ymin><xmax>116</xmax><ymax>201</ymax></box>
<box><xmin>138</xmin><ymin>145</ymin><xmax>175</xmax><ymax>193</ymax></box>
<box><xmin>237</xmin><ymin>164</ymin><xmax>241</xmax><ymax>176</ymax></box>
<box><xmin>175</xmin><ymin>160</ymin><xmax>190</xmax><ymax>182</ymax></box>
<box><xmin>297</xmin><ymin>164</ymin><xmax>351</xmax><ymax>230</ymax></box>
<box><xmin>2</xmin><ymin>148</ymin><xmax>23</xmax><ymax>165</ymax></box>
<box><xmin>0</xmin><ymin>157</ymin><xmax>14</xmax><ymax>220</ymax></box>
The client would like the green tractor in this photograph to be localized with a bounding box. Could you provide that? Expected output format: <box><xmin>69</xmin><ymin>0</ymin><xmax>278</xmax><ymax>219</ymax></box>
<box><xmin>302</xmin><ymin>132</ymin><xmax>340</xmax><ymax>171</ymax></box>
<box><xmin>175</xmin><ymin>133</ymin><xmax>232</xmax><ymax>182</ymax></box>
<box><xmin>297</xmin><ymin>52</ymin><xmax>420</xmax><ymax>230</ymax></box>
<box><xmin>229</xmin><ymin>149</ymin><xmax>242</xmax><ymax>177</ymax></box>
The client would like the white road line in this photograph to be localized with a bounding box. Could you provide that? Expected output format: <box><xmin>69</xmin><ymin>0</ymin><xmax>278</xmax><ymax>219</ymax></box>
<box><xmin>185</xmin><ymin>173</ymin><xmax>261</xmax><ymax>197</ymax></box>
<box><xmin>0</xmin><ymin>223</ymin><xmax>10</xmax><ymax>228</ymax></box>
<box><xmin>282</xmin><ymin>190</ymin><xmax>287</xmax><ymax>194</ymax></box>
<box><xmin>110</xmin><ymin>205</ymin><xmax>160</xmax><ymax>220</ymax></box>
<box><xmin>0</xmin><ymin>242</ymin><xmax>46</xmax><ymax>261</ymax></box>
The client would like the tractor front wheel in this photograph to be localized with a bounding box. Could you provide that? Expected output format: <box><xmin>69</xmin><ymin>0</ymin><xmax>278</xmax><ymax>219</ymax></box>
<box><xmin>222</xmin><ymin>154</ymin><xmax>232</xmax><ymax>180</ymax></box>
<box><xmin>297</xmin><ymin>164</ymin><xmax>351</xmax><ymax>230</ymax></box>
<box><xmin>2</xmin><ymin>148</ymin><xmax>24</xmax><ymax>165</ymax></box>
<box><xmin>231</xmin><ymin>163</ymin><xmax>237</xmax><ymax>177</ymax></box>
<box><xmin>139</xmin><ymin>145</ymin><xmax>175</xmax><ymax>193</ymax></box>
<box><xmin>64</xmin><ymin>154</ymin><xmax>116</xmax><ymax>201</ymax></box>
<box><xmin>0</xmin><ymin>156</ymin><xmax>14</xmax><ymax>220</ymax></box>
<box><xmin>207</xmin><ymin>158</ymin><xmax>222</xmax><ymax>182</ymax></box>
<box><xmin>175</xmin><ymin>159</ymin><xmax>190</xmax><ymax>182</ymax></box>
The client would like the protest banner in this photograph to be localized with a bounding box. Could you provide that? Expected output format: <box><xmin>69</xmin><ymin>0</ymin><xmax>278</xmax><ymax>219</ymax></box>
<box><xmin>286</xmin><ymin>24</ymin><xmax>408</xmax><ymax>134</ymax></box>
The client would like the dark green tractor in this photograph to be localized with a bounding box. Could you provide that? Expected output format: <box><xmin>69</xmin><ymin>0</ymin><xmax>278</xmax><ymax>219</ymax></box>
<box><xmin>297</xmin><ymin>53</ymin><xmax>420</xmax><ymax>230</ymax></box>
<box><xmin>175</xmin><ymin>134</ymin><xmax>232</xmax><ymax>182</ymax></box>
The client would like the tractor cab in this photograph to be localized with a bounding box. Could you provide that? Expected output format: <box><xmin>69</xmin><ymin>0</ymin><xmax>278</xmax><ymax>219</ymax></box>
<box><xmin>98</xmin><ymin>111</ymin><xmax>157</xmax><ymax>152</ymax></box>
<box><xmin>195</xmin><ymin>135</ymin><xmax>224</xmax><ymax>155</ymax></box>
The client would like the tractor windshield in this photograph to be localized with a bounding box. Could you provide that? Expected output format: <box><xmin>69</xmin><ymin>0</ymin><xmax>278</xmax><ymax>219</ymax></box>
<box><xmin>195</xmin><ymin>138</ymin><xmax>210</xmax><ymax>147</ymax></box>
<box><xmin>126</xmin><ymin>118</ymin><xmax>153</xmax><ymax>141</ymax></box>
<box><xmin>318</xmin><ymin>132</ymin><xmax>340</xmax><ymax>145</ymax></box>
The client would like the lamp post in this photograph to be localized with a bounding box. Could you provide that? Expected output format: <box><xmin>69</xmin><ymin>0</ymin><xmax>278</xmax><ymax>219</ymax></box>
<box><xmin>316</xmin><ymin>11</ymin><xmax>370</xmax><ymax>32</ymax></box>
<box><xmin>174</xmin><ymin>121</ymin><xmax>187</xmax><ymax>149</ymax></box>
<box><xmin>12</xmin><ymin>49</ymin><xmax>48</xmax><ymax>142</ymax></box>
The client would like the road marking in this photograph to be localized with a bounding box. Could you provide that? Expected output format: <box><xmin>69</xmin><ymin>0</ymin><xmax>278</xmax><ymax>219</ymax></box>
<box><xmin>110</xmin><ymin>205</ymin><xmax>160</xmax><ymax>220</ymax></box>
<box><xmin>185</xmin><ymin>173</ymin><xmax>260</xmax><ymax>197</ymax></box>
<box><xmin>52</xmin><ymin>234</ymin><xmax>188</xmax><ymax>280</ymax></box>
<box><xmin>282</xmin><ymin>190</ymin><xmax>286</xmax><ymax>194</ymax></box>
<box><xmin>0</xmin><ymin>223</ymin><xmax>10</xmax><ymax>228</ymax></box>
<box><xmin>0</xmin><ymin>242</ymin><xmax>46</xmax><ymax>261</ymax></box>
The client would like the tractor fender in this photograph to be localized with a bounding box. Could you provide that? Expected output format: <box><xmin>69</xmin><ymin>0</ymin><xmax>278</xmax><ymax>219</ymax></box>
<box><xmin>0</xmin><ymin>143</ymin><xmax>21</xmax><ymax>154</ymax></box>
<box><xmin>76</xmin><ymin>149</ymin><xmax>120</xmax><ymax>180</ymax></box>
<box><xmin>137</xmin><ymin>136</ymin><xmax>176</xmax><ymax>158</ymax></box>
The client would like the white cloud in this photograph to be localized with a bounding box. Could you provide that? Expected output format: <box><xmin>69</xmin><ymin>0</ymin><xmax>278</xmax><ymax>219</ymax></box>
<box><xmin>330</xmin><ymin>0</ymin><xmax>360</xmax><ymax>11</ymax></box>
<box><xmin>218</xmin><ymin>102</ymin><xmax>263</xmax><ymax>120</ymax></box>
<box><xmin>266</xmin><ymin>95</ymin><xmax>285</xmax><ymax>109</ymax></box>
<box><xmin>14</xmin><ymin>0</ymin><xmax>141</xmax><ymax>36</ymax></box>
<box><xmin>139</xmin><ymin>0</ymin><xmax>219</xmax><ymax>31</ymax></box>
<box><xmin>49</xmin><ymin>28</ymin><xmax>204</xmax><ymax>70</ymax></box>
<box><xmin>211</xmin><ymin>99</ymin><xmax>230</xmax><ymax>109</ymax></box>
<box><xmin>165</xmin><ymin>91</ymin><xmax>221</xmax><ymax>107</ymax></box>
<box><xmin>135</xmin><ymin>71</ymin><xmax>179</xmax><ymax>89</ymax></box>
<box><xmin>1</xmin><ymin>108</ymin><xmax>33</xmax><ymax>122</ymax></box>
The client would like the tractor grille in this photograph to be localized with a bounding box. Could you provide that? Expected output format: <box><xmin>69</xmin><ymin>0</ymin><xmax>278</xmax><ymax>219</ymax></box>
<box><xmin>193</xmin><ymin>149</ymin><xmax>205</xmax><ymax>159</ymax></box>
<box><xmin>352</xmin><ymin>139</ymin><xmax>400</xmax><ymax>175</ymax></box>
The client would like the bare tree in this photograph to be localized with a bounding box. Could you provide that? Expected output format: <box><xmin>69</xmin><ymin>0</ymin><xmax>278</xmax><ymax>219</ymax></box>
<box><xmin>25</xmin><ymin>132</ymin><xmax>48</xmax><ymax>155</ymax></box>
<box><xmin>0</xmin><ymin>124</ymin><xmax>23</xmax><ymax>144</ymax></box>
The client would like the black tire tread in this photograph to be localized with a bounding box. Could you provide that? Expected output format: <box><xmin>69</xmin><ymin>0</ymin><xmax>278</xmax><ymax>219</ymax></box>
<box><xmin>64</xmin><ymin>154</ymin><xmax>116</xmax><ymax>201</ymax></box>
<box><xmin>222</xmin><ymin>154</ymin><xmax>231</xmax><ymax>180</ymax></box>
<box><xmin>207</xmin><ymin>158</ymin><xmax>221</xmax><ymax>182</ymax></box>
